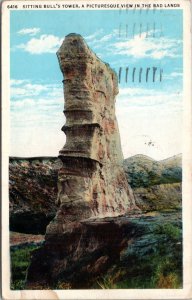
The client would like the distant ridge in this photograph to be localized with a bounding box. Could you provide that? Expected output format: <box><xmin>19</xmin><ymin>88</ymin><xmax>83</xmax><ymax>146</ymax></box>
<box><xmin>125</xmin><ymin>153</ymin><xmax>182</xmax><ymax>163</ymax></box>
<box><xmin>9</xmin><ymin>156</ymin><xmax>58</xmax><ymax>161</ymax></box>
<box><xmin>10</xmin><ymin>153</ymin><xmax>182</xmax><ymax>163</ymax></box>
<box><xmin>123</xmin><ymin>153</ymin><xmax>182</xmax><ymax>189</ymax></box>
<box><xmin>124</xmin><ymin>154</ymin><xmax>155</xmax><ymax>162</ymax></box>
<box><xmin>159</xmin><ymin>153</ymin><xmax>182</xmax><ymax>163</ymax></box>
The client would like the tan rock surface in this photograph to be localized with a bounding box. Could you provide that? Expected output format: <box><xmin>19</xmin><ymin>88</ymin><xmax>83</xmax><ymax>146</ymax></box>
<box><xmin>54</xmin><ymin>33</ymin><xmax>136</xmax><ymax>222</ymax></box>
<box><xmin>26</xmin><ymin>34</ymin><xmax>138</xmax><ymax>287</ymax></box>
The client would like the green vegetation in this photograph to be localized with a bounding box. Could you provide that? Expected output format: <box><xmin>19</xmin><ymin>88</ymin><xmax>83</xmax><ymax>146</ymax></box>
<box><xmin>96</xmin><ymin>270</ymin><xmax>181</xmax><ymax>289</ymax></box>
<box><xmin>95</xmin><ymin>222</ymin><xmax>182</xmax><ymax>289</ymax></box>
<box><xmin>123</xmin><ymin>154</ymin><xmax>182</xmax><ymax>211</ymax></box>
<box><xmin>10</xmin><ymin>245</ymin><xmax>39</xmax><ymax>290</ymax></box>
<box><xmin>155</xmin><ymin>223</ymin><xmax>181</xmax><ymax>240</ymax></box>
<box><xmin>125</xmin><ymin>165</ymin><xmax>182</xmax><ymax>188</ymax></box>
<box><xmin>10</xmin><ymin>221</ymin><xmax>182</xmax><ymax>290</ymax></box>
<box><xmin>124</xmin><ymin>154</ymin><xmax>182</xmax><ymax>188</ymax></box>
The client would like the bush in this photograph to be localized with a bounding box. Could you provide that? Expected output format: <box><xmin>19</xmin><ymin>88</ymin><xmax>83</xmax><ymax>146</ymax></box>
<box><xmin>155</xmin><ymin>223</ymin><xmax>181</xmax><ymax>240</ymax></box>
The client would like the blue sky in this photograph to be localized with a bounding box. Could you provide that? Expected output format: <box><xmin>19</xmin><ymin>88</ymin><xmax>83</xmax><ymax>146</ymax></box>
<box><xmin>10</xmin><ymin>9</ymin><xmax>183</xmax><ymax>159</ymax></box>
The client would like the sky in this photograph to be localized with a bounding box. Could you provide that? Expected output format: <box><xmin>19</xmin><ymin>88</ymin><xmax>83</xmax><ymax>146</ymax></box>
<box><xmin>10</xmin><ymin>9</ymin><xmax>183</xmax><ymax>160</ymax></box>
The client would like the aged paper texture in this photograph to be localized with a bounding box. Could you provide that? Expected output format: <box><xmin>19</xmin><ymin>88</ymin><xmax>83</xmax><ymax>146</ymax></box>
<box><xmin>1</xmin><ymin>0</ymin><xmax>192</xmax><ymax>299</ymax></box>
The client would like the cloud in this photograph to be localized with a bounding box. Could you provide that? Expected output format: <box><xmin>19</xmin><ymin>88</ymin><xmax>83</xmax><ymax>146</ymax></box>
<box><xmin>87</xmin><ymin>30</ymin><xmax>117</xmax><ymax>46</ymax></box>
<box><xmin>163</xmin><ymin>71</ymin><xmax>183</xmax><ymax>81</ymax></box>
<box><xmin>10</xmin><ymin>81</ymin><xmax>64</xmax><ymax>149</ymax></box>
<box><xmin>11</xmin><ymin>84</ymin><xmax>48</xmax><ymax>98</ymax></box>
<box><xmin>10</xmin><ymin>80</ymin><xmax>63</xmax><ymax>99</ymax></box>
<box><xmin>113</xmin><ymin>33</ymin><xmax>182</xmax><ymax>59</ymax></box>
<box><xmin>17</xmin><ymin>28</ymin><xmax>40</xmax><ymax>36</ymax></box>
<box><xmin>15</xmin><ymin>28</ymin><xmax>182</xmax><ymax>61</ymax></box>
<box><xmin>17</xmin><ymin>34</ymin><xmax>63</xmax><ymax>54</ymax></box>
<box><xmin>11</xmin><ymin>97</ymin><xmax>63</xmax><ymax>110</ymax></box>
<box><xmin>85</xmin><ymin>29</ymin><xmax>104</xmax><ymax>41</ymax></box>
<box><xmin>118</xmin><ymin>87</ymin><xmax>156</xmax><ymax>97</ymax></box>
<box><xmin>10</xmin><ymin>79</ymin><xmax>30</xmax><ymax>85</ymax></box>
<box><xmin>86</xmin><ymin>29</ymin><xmax>182</xmax><ymax>61</ymax></box>
<box><xmin>116</xmin><ymin>88</ymin><xmax>183</xmax><ymax>160</ymax></box>
<box><xmin>10</xmin><ymin>80</ymin><xmax>64</xmax><ymax>131</ymax></box>
<box><xmin>169</xmin><ymin>72</ymin><xmax>183</xmax><ymax>78</ymax></box>
<box><xmin>117</xmin><ymin>87</ymin><xmax>182</xmax><ymax>112</ymax></box>
<box><xmin>11</xmin><ymin>98</ymin><xmax>63</xmax><ymax>109</ymax></box>
<box><xmin>10</xmin><ymin>79</ymin><xmax>183</xmax><ymax>159</ymax></box>
<box><xmin>10</xmin><ymin>125</ymin><xmax>64</xmax><ymax>157</ymax></box>
<box><xmin>94</xmin><ymin>33</ymin><xmax>114</xmax><ymax>44</ymax></box>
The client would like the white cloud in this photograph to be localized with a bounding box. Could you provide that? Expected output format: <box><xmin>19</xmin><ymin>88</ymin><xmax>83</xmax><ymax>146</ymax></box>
<box><xmin>85</xmin><ymin>29</ymin><xmax>103</xmax><ymax>41</ymax></box>
<box><xmin>163</xmin><ymin>71</ymin><xmax>183</xmax><ymax>81</ymax></box>
<box><xmin>10</xmin><ymin>80</ymin><xmax>64</xmax><ymax>128</ymax></box>
<box><xmin>87</xmin><ymin>30</ymin><xmax>117</xmax><ymax>46</ymax></box>
<box><xmin>118</xmin><ymin>86</ymin><xmax>178</xmax><ymax>99</ymax></box>
<box><xmin>10</xmin><ymin>126</ymin><xmax>64</xmax><ymax>157</ymax></box>
<box><xmin>118</xmin><ymin>87</ymin><xmax>156</xmax><ymax>97</ymax></box>
<box><xmin>10</xmin><ymin>85</ymin><xmax>65</xmax><ymax>157</ymax></box>
<box><xmin>10</xmin><ymin>79</ymin><xmax>30</xmax><ymax>85</ymax></box>
<box><xmin>11</xmin><ymin>98</ymin><xmax>38</xmax><ymax>108</ymax></box>
<box><xmin>115</xmin><ymin>86</ymin><xmax>183</xmax><ymax>159</ymax></box>
<box><xmin>113</xmin><ymin>33</ymin><xmax>182</xmax><ymax>59</ymax></box>
<box><xmin>10</xmin><ymin>80</ymin><xmax>63</xmax><ymax>99</ymax></box>
<box><xmin>17</xmin><ymin>34</ymin><xmax>63</xmax><ymax>54</ymax></box>
<box><xmin>171</xmin><ymin>72</ymin><xmax>182</xmax><ymax>77</ymax></box>
<box><xmin>17</xmin><ymin>28</ymin><xmax>40</xmax><ymax>36</ymax></box>
<box><xmin>10</xmin><ymin>79</ymin><xmax>182</xmax><ymax>160</ymax></box>
<box><xmin>86</xmin><ymin>29</ymin><xmax>182</xmax><ymax>61</ymax></box>
<box><xmin>117</xmin><ymin>87</ymin><xmax>182</xmax><ymax>111</ymax></box>
<box><xmin>11</xmin><ymin>97</ymin><xmax>63</xmax><ymax>109</ymax></box>
<box><xmin>97</xmin><ymin>33</ymin><xmax>113</xmax><ymax>43</ymax></box>
<box><xmin>11</xmin><ymin>83</ymin><xmax>48</xmax><ymax>98</ymax></box>
<box><xmin>116</xmin><ymin>90</ymin><xmax>183</xmax><ymax>160</ymax></box>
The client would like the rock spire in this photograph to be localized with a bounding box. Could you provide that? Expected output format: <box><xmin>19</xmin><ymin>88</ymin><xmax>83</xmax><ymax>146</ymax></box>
<box><xmin>55</xmin><ymin>33</ymin><xmax>136</xmax><ymax>221</ymax></box>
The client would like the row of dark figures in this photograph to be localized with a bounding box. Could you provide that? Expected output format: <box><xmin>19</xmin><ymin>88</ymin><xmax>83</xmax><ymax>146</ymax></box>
<box><xmin>118</xmin><ymin>67</ymin><xmax>163</xmax><ymax>83</ymax></box>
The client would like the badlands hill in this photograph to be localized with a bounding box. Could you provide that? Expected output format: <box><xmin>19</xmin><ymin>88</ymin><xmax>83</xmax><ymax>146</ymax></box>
<box><xmin>9</xmin><ymin>154</ymin><xmax>182</xmax><ymax>233</ymax></box>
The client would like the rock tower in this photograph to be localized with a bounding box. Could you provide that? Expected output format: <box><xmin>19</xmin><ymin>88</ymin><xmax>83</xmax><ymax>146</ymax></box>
<box><xmin>54</xmin><ymin>33</ymin><xmax>136</xmax><ymax>223</ymax></box>
<box><xmin>26</xmin><ymin>34</ymin><xmax>137</xmax><ymax>288</ymax></box>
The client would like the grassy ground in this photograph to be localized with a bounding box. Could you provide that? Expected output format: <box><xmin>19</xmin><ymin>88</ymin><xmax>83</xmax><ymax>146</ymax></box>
<box><xmin>95</xmin><ymin>222</ymin><xmax>182</xmax><ymax>289</ymax></box>
<box><xmin>10</xmin><ymin>220</ymin><xmax>182</xmax><ymax>290</ymax></box>
<box><xmin>10</xmin><ymin>245</ymin><xmax>39</xmax><ymax>289</ymax></box>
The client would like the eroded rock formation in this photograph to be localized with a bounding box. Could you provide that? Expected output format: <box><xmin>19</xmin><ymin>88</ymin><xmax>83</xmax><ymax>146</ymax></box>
<box><xmin>26</xmin><ymin>212</ymin><xmax>182</xmax><ymax>289</ymax></box>
<box><xmin>26</xmin><ymin>33</ymin><xmax>137</xmax><ymax>287</ymax></box>
<box><xmin>55</xmin><ymin>33</ymin><xmax>136</xmax><ymax>221</ymax></box>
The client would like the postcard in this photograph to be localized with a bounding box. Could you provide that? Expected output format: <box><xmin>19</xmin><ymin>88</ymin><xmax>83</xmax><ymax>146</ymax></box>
<box><xmin>1</xmin><ymin>0</ymin><xmax>192</xmax><ymax>299</ymax></box>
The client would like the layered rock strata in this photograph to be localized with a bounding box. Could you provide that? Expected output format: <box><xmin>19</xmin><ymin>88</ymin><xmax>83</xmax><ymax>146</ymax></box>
<box><xmin>26</xmin><ymin>33</ymin><xmax>137</xmax><ymax>287</ymax></box>
<box><xmin>55</xmin><ymin>33</ymin><xmax>136</xmax><ymax>221</ymax></box>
